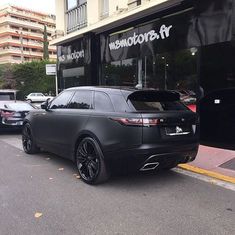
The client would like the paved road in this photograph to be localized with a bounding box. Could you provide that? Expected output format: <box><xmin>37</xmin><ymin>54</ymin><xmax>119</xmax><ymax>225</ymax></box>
<box><xmin>0</xmin><ymin>133</ymin><xmax>235</xmax><ymax>235</ymax></box>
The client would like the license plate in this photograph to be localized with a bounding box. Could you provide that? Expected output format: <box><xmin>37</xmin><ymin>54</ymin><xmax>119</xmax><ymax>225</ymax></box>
<box><xmin>165</xmin><ymin>126</ymin><xmax>191</xmax><ymax>136</ymax></box>
<box><xmin>16</xmin><ymin>121</ymin><xmax>23</xmax><ymax>125</ymax></box>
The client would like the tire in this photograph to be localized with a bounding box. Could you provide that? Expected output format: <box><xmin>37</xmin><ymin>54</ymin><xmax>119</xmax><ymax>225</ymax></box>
<box><xmin>76</xmin><ymin>137</ymin><xmax>109</xmax><ymax>185</ymax></box>
<box><xmin>26</xmin><ymin>99</ymin><xmax>32</xmax><ymax>103</ymax></box>
<box><xmin>22</xmin><ymin>123</ymin><xmax>40</xmax><ymax>154</ymax></box>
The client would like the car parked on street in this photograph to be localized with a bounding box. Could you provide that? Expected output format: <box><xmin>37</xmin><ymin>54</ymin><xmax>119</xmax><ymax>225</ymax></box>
<box><xmin>25</xmin><ymin>93</ymin><xmax>54</xmax><ymax>103</ymax></box>
<box><xmin>0</xmin><ymin>101</ymin><xmax>37</xmax><ymax>129</ymax></box>
<box><xmin>0</xmin><ymin>89</ymin><xmax>17</xmax><ymax>101</ymax></box>
<box><xmin>22</xmin><ymin>87</ymin><xmax>199</xmax><ymax>184</ymax></box>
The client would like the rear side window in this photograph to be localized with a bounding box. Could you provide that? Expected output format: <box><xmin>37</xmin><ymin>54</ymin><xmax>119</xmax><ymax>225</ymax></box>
<box><xmin>68</xmin><ymin>90</ymin><xmax>92</xmax><ymax>109</ymax></box>
<box><xmin>128</xmin><ymin>91</ymin><xmax>188</xmax><ymax>111</ymax></box>
<box><xmin>94</xmin><ymin>92</ymin><xmax>114</xmax><ymax>112</ymax></box>
<box><xmin>109</xmin><ymin>94</ymin><xmax>130</xmax><ymax>112</ymax></box>
<box><xmin>50</xmin><ymin>91</ymin><xmax>74</xmax><ymax>109</ymax></box>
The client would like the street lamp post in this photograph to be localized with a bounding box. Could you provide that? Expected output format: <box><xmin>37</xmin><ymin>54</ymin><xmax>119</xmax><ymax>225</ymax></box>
<box><xmin>162</xmin><ymin>56</ymin><xmax>168</xmax><ymax>90</ymax></box>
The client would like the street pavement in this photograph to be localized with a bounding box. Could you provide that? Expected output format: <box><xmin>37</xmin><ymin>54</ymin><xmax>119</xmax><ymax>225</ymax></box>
<box><xmin>0</xmin><ymin>133</ymin><xmax>235</xmax><ymax>235</ymax></box>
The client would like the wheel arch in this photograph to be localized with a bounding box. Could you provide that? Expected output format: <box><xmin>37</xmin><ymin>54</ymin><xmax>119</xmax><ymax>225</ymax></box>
<box><xmin>73</xmin><ymin>131</ymin><xmax>104</xmax><ymax>161</ymax></box>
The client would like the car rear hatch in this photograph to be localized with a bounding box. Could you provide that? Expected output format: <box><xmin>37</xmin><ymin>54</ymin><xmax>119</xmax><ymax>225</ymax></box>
<box><xmin>127</xmin><ymin>90</ymin><xmax>198</xmax><ymax>145</ymax></box>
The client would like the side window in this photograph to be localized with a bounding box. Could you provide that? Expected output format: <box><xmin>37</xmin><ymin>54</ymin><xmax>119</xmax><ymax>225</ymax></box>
<box><xmin>49</xmin><ymin>91</ymin><xmax>74</xmax><ymax>109</ymax></box>
<box><xmin>94</xmin><ymin>91</ymin><xmax>114</xmax><ymax>112</ymax></box>
<box><xmin>68</xmin><ymin>90</ymin><xmax>92</xmax><ymax>109</ymax></box>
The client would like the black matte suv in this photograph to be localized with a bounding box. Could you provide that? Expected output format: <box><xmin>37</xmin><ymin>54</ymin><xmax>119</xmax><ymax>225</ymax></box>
<box><xmin>22</xmin><ymin>87</ymin><xmax>199</xmax><ymax>184</ymax></box>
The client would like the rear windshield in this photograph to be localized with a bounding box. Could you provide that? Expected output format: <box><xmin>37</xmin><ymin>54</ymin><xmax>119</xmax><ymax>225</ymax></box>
<box><xmin>128</xmin><ymin>91</ymin><xmax>188</xmax><ymax>111</ymax></box>
<box><xmin>7</xmin><ymin>103</ymin><xmax>35</xmax><ymax>111</ymax></box>
<box><xmin>0</xmin><ymin>93</ymin><xmax>15</xmax><ymax>100</ymax></box>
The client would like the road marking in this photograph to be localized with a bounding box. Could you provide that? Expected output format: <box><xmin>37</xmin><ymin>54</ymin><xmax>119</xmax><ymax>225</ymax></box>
<box><xmin>174</xmin><ymin>168</ymin><xmax>235</xmax><ymax>191</ymax></box>
<box><xmin>178</xmin><ymin>164</ymin><xmax>235</xmax><ymax>184</ymax></box>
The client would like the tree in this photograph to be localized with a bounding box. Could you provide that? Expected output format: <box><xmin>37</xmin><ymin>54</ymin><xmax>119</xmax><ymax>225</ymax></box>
<box><xmin>0</xmin><ymin>64</ymin><xmax>16</xmax><ymax>89</ymax></box>
<box><xmin>14</xmin><ymin>61</ymin><xmax>55</xmax><ymax>99</ymax></box>
<box><xmin>43</xmin><ymin>25</ymin><xmax>49</xmax><ymax>60</ymax></box>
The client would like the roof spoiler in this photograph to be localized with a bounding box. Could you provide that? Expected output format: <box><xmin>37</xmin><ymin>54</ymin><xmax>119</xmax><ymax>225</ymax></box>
<box><xmin>127</xmin><ymin>90</ymin><xmax>180</xmax><ymax>102</ymax></box>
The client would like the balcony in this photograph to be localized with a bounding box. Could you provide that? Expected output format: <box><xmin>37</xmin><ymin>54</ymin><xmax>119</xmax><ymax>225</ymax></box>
<box><xmin>66</xmin><ymin>2</ymin><xmax>87</xmax><ymax>33</ymax></box>
<box><xmin>10</xmin><ymin>7</ymin><xmax>56</xmax><ymax>25</ymax></box>
<box><xmin>0</xmin><ymin>48</ymin><xmax>43</xmax><ymax>58</ymax></box>
<box><xmin>0</xmin><ymin>16</ymin><xmax>55</xmax><ymax>33</ymax></box>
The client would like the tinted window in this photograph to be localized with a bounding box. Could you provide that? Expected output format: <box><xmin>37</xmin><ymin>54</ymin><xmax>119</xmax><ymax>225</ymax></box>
<box><xmin>129</xmin><ymin>100</ymin><xmax>187</xmax><ymax>111</ymax></box>
<box><xmin>68</xmin><ymin>91</ymin><xmax>92</xmax><ymax>109</ymax></box>
<box><xmin>94</xmin><ymin>92</ymin><xmax>114</xmax><ymax>112</ymax></box>
<box><xmin>127</xmin><ymin>91</ymin><xmax>187</xmax><ymax>111</ymax></box>
<box><xmin>50</xmin><ymin>91</ymin><xmax>74</xmax><ymax>109</ymax></box>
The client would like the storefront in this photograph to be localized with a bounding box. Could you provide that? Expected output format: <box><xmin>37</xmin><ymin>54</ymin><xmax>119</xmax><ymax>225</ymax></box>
<box><xmin>57</xmin><ymin>33</ymin><xmax>98</xmax><ymax>91</ymax></box>
<box><xmin>57</xmin><ymin>0</ymin><xmax>235</xmax><ymax>148</ymax></box>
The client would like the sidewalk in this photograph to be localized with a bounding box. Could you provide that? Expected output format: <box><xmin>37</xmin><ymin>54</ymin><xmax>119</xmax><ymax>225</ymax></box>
<box><xmin>179</xmin><ymin>145</ymin><xmax>235</xmax><ymax>184</ymax></box>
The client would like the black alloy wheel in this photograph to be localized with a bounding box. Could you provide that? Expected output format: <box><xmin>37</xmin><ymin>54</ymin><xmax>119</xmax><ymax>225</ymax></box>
<box><xmin>76</xmin><ymin>137</ymin><xmax>109</xmax><ymax>184</ymax></box>
<box><xmin>22</xmin><ymin>123</ymin><xmax>39</xmax><ymax>154</ymax></box>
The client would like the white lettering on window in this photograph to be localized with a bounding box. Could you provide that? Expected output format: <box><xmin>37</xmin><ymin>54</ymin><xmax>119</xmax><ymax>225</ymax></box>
<box><xmin>58</xmin><ymin>49</ymin><xmax>85</xmax><ymax>62</ymax></box>
<box><xmin>108</xmin><ymin>25</ymin><xmax>173</xmax><ymax>51</ymax></box>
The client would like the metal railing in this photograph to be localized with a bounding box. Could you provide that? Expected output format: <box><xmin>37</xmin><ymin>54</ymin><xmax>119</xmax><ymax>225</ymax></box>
<box><xmin>66</xmin><ymin>2</ymin><xmax>87</xmax><ymax>33</ymax></box>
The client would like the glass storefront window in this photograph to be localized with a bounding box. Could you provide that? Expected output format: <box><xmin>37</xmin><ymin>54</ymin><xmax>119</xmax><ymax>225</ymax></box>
<box><xmin>101</xmin><ymin>48</ymin><xmax>198</xmax><ymax>108</ymax></box>
<box><xmin>141</xmin><ymin>48</ymin><xmax>198</xmax><ymax>91</ymax></box>
<box><xmin>61</xmin><ymin>66</ymin><xmax>85</xmax><ymax>89</ymax></box>
<box><xmin>102</xmin><ymin>58</ymin><xmax>138</xmax><ymax>86</ymax></box>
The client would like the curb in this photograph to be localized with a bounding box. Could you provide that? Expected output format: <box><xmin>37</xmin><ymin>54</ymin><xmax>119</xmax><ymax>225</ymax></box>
<box><xmin>178</xmin><ymin>164</ymin><xmax>235</xmax><ymax>184</ymax></box>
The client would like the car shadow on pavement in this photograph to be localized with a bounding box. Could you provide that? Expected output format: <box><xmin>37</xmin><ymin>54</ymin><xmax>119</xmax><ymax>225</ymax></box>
<box><xmin>0</xmin><ymin>129</ymin><xmax>22</xmax><ymax>135</ymax></box>
<box><xmin>27</xmin><ymin>150</ymin><xmax>185</xmax><ymax>188</ymax></box>
<box><xmin>105</xmin><ymin>170</ymin><xmax>185</xmax><ymax>188</ymax></box>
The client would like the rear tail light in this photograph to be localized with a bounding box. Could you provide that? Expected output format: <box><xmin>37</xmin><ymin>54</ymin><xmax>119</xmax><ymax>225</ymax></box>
<box><xmin>0</xmin><ymin>110</ymin><xmax>15</xmax><ymax>119</ymax></box>
<box><xmin>110</xmin><ymin>117</ymin><xmax>159</xmax><ymax>127</ymax></box>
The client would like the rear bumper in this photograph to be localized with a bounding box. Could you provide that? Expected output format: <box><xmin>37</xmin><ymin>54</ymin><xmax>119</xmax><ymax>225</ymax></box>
<box><xmin>104</xmin><ymin>142</ymin><xmax>199</xmax><ymax>171</ymax></box>
<box><xmin>1</xmin><ymin>120</ymin><xmax>23</xmax><ymax>128</ymax></box>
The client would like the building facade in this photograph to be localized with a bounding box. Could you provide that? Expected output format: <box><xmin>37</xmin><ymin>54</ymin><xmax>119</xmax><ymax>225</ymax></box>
<box><xmin>53</xmin><ymin>0</ymin><xmax>235</xmax><ymax>148</ymax></box>
<box><xmin>0</xmin><ymin>5</ymin><xmax>57</xmax><ymax>64</ymax></box>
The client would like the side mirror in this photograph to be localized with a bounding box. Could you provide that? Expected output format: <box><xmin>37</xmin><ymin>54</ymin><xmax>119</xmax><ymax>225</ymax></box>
<box><xmin>41</xmin><ymin>98</ymin><xmax>50</xmax><ymax>110</ymax></box>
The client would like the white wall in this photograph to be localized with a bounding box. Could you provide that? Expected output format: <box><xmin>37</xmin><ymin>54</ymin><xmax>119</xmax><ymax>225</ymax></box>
<box><xmin>87</xmin><ymin>0</ymin><xmax>99</xmax><ymax>26</ymax></box>
<box><xmin>55</xmin><ymin>0</ymin><xmax>66</xmax><ymax>32</ymax></box>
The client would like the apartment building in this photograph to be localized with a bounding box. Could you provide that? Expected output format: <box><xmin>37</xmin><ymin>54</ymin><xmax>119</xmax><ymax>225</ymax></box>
<box><xmin>0</xmin><ymin>4</ymin><xmax>57</xmax><ymax>64</ymax></box>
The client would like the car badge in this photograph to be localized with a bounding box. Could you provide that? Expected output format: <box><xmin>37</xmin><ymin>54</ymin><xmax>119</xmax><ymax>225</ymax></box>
<box><xmin>181</xmin><ymin>118</ymin><xmax>185</xmax><ymax>122</ymax></box>
<box><xmin>176</xmin><ymin>126</ymin><xmax>183</xmax><ymax>133</ymax></box>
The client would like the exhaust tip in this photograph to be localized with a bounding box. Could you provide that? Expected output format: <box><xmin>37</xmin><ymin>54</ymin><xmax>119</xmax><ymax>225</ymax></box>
<box><xmin>140</xmin><ymin>162</ymin><xmax>160</xmax><ymax>171</ymax></box>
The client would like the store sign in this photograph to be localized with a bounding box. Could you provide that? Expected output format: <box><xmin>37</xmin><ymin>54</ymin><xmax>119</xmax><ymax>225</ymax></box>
<box><xmin>58</xmin><ymin>49</ymin><xmax>85</xmax><ymax>62</ymax></box>
<box><xmin>109</xmin><ymin>24</ymin><xmax>173</xmax><ymax>51</ymax></box>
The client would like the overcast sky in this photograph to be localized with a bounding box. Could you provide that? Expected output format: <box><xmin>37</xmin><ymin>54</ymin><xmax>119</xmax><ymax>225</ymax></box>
<box><xmin>0</xmin><ymin>0</ymin><xmax>55</xmax><ymax>14</ymax></box>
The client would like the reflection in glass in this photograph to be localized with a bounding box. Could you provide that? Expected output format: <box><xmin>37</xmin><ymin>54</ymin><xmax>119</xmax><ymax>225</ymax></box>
<box><xmin>102</xmin><ymin>58</ymin><xmax>137</xmax><ymax>86</ymax></box>
<box><xmin>67</xmin><ymin>0</ymin><xmax>77</xmax><ymax>10</ymax></box>
<box><xmin>101</xmin><ymin>48</ymin><xmax>198</xmax><ymax>108</ymax></box>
